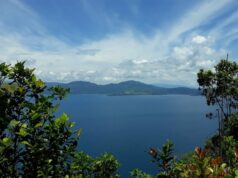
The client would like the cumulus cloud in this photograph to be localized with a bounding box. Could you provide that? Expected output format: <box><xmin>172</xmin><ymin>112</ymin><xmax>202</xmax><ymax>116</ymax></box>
<box><xmin>99</xmin><ymin>34</ymin><xmax>227</xmax><ymax>86</ymax></box>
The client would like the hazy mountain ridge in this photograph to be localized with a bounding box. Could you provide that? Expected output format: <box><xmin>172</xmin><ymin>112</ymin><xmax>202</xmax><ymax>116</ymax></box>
<box><xmin>47</xmin><ymin>80</ymin><xmax>200</xmax><ymax>96</ymax></box>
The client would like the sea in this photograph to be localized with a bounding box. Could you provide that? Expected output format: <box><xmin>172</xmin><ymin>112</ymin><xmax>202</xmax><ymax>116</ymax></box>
<box><xmin>58</xmin><ymin>94</ymin><xmax>217</xmax><ymax>177</ymax></box>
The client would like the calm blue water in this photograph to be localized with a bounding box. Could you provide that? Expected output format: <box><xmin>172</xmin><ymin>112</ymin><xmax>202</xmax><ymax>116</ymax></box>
<box><xmin>58</xmin><ymin>94</ymin><xmax>217</xmax><ymax>177</ymax></box>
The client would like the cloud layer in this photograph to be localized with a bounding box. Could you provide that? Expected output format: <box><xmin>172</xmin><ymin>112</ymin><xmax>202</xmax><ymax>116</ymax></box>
<box><xmin>0</xmin><ymin>0</ymin><xmax>238</xmax><ymax>86</ymax></box>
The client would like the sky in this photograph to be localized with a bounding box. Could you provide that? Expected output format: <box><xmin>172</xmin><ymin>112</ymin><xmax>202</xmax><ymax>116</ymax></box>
<box><xmin>0</xmin><ymin>0</ymin><xmax>238</xmax><ymax>86</ymax></box>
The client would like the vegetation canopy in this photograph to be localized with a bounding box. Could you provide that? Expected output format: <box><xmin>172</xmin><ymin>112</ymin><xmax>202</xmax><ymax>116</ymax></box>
<box><xmin>0</xmin><ymin>61</ymin><xmax>119</xmax><ymax>178</ymax></box>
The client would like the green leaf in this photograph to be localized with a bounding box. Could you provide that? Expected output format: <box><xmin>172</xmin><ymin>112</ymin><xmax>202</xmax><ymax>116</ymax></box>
<box><xmin>54</xmin><ymin>118</ymin><xmax>61</xmax><ymax>127</ymax></box>
<box><xmin>221</xmin><ymin>163</ymin><xmax>227</xmax><ymax>168</ymax></box>
<box><xmin>31</xmin><ymin>75</ymin><xmax>36</xmax><ymax>82</ymax></box>
<box><xmin>21</xmin><ymin>123</ymin><xmax>27</xmax><ymax>128</ymax></box>
<box><xmin>61</xmin><ymin>113</ymin><xmax>69</xmax><ymax>123</ymax></box>
<box><xmin>34</xmin><ymin>122</ymin><xmax>43</xmax><ymax>128</ymax></box>
<box><xmin>17</xmin><ymin>128</ymin><xmax>29</xmax><ymax>137</ymax></box>
<box><xmin>20</xmin><ymin>141</ymin><xmax>32</xmax><ymax>147</ymax></box>
<box><xmin>2</xmin><ymin>137</ymin><xmax>11</xmax><ymax>145</ymax></box>
<box><xmin>77</xmin><ymin>129</ymin><xmax>82</xmax><ymax>137</ymax></box>
<box><xmin>9</xmin><ymin>119</ymin><xmax>20</xmax><ymax>128</ymax></box>
<box><xmin>69</xmin><ymin>122</ymin><xmax>75</xmax><ymax>128</ymax></box>
<box><xmin>35</xmin><ymin>79</ymin><xmax>44</xmax><ymax>88</ymax></box>
<box><xmin>18</xmin><ymin>87</ymin><xmax>24</xmax><ymax>93</ymax></box>
<box><xmin>31</xmin><ymin>112</ymin><xmax>40</xmax><ymax>120</ymax></box>
<box><xmin>54</xmin><ymin>113</ymin><xmax>69</xmax><ymax>127</ymax></box>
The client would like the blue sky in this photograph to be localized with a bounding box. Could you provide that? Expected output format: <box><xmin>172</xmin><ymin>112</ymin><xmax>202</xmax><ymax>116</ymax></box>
<box><xmin>0</xmin><ymin>0</ymin><xmax>238</xmax><ymax>86</ymax></box>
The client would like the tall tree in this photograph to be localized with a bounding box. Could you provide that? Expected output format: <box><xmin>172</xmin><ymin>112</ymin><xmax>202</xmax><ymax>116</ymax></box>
<box><xmin>197</xmin><ymin>58</ymin><xmax>238</xmax><ymax>153</ymax></box>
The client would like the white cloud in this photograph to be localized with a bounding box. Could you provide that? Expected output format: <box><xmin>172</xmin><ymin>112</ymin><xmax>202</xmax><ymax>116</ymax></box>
<box><xmin>0</xmin><ymin>0</ymin><xmax>236</xmax><ymax>86</ymax></box>
<box><xmin>132</xmin><ymin>59</ymin><xmax>148</xmax><ymax>65</ymax></box>
<box><xmin>192</xmin><ymin>35</ymin><xmax>207</xmax><ymax>44</ymax></box>
<box><xmin>173</xmin><ymin>47</ymin><xmax>194</xmax><ymax>61</ymax></box>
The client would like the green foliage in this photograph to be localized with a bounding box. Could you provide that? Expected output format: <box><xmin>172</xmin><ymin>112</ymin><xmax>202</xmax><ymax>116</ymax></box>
<box><xmin>94</xmin><ymin>153</ymin><xmax>120</xmax><ymax>178</ymax></box>
<box><xmin>197</xmin><ymin>59</ymin><xmax>238</xmax><ymax>140</ymax></box>
<box><xmin>132</xmin><ymin>59</ymin><xmax>238</xmax><ymax>178</ymax></box>
<box><xmin>148</xmin><ymin>140</ymin><xmax>174</xmax><ymax>177</ymax></box>
<box><xmin>174</xmin><ymin>147</ymin><xmax>232</xmax><ymax>178</ymax></box>
<box><xmin>197</xmin><ymin>59</ymin><xmax>238</xmax><ymax>110</ymax></box>
<box><xmin>224</xmin><ymin>113</ymin><xmax>238</xmax><ymax>139</ymax></box>
<box><xmin>130</xmin><ymin>169</ymin><xmax>153</xmax><ymax>178</ymax></box>
<box><xmin>0</xmin><ymin>61</ymin><xmax>120</xmax><ymax>177</ymax></box>
<box><xmin>197</xmin><ymin>59</ymin><xmax>238</xmax><ymax>163</ymax></box>
<box><xmin>221</xmin><ymin>136</ymin><xmax>238</xmax><ymax>166</ymax></box>
<box><xmin>131</xmin><ymin>140</ymin><xmax>175</xmax><ymax>178</ymax></box>
<box><xmin>70</xmin><ymin>151</ymin><xmax>95</xmax><ymax>177</ymax></box>
<box><xmin>70</xmin><ymin>152</ymin><xmax>120</xmax><ymax>178</ymax></box>
<box><xmin>133</xmin><ymin>142</ymin><xmax>238</xmax><ymax>178</ymax></box>
<box><xmin>0</xmin><ymin>61</ymin><xmax>77</xmax><ymax>177</ymax></box>
<box><xmin>174</xmin><ymin>59</ymin><xmax>238</xmax><ymax>177</ymax></box>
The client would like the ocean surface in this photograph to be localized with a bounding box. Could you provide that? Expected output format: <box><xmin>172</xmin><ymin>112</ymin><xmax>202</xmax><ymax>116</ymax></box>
<box><xmin>58</xmin><ymin>94</ymin><xmax>217</xmax><ymax>177</ymax></box>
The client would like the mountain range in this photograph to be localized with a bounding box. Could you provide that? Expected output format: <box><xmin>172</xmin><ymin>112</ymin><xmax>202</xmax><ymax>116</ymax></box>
<box><xmin>47</xmin><ymin>80</ymin><xmax>200</xmax><ymax>96</ymax></box>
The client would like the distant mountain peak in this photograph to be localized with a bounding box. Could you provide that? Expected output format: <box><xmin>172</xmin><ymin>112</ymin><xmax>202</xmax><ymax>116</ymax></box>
<box><xmin>46</xmin><ymin>80</ymin><xmax>200</xmax><ymax>96</ymax></box>
<box><xmin>118</xmin><ymin>80</ymin><xmax>145</xmax><ymax>85</ymax></box>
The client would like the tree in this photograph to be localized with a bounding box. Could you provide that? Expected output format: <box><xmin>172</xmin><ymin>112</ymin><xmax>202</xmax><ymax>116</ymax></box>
<box><xmin>0</xmin><ymin>61</ymin><xmax>79</xmax><ymax>177</ymax></box>
<box><xmin>197</xmin><ymin>58</ymin><xmax>238</xmax><ymax>140</ymax></box>
<box><xmin>131</xmin><ymin>59</ymin><xmax>238</xmax><ymax>178</ymax></box>
<box><xmin>0</xmin><ymin>61</ymin><xmax>120</xmax><ymax>177</ymax></box>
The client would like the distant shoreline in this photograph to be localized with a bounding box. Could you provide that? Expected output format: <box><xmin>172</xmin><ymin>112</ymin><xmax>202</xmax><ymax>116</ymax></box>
<box><xmin>47</xmin><ymin>80</ymin><xmax>200</xmax><ymax>96</ymax></box>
